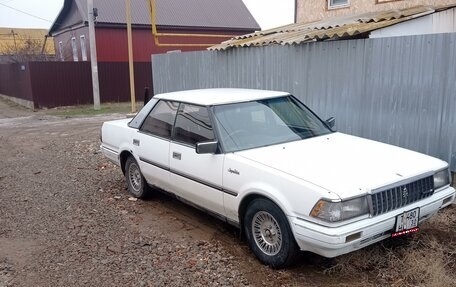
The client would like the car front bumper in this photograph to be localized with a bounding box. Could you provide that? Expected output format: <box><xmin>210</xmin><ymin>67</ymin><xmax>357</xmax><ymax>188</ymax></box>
<box><xmin>290</xmin><ymin>186</ymin><xmax>455</xmax><ymax>258</ymax></box>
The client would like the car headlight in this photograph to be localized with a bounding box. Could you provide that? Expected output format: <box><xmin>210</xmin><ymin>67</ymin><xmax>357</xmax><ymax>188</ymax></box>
<box><xmin>310</xmin><ymin>196</ymin><xmax>369</xmax><ymax>223</ymax></box>
<box><xmin>434</xmin><ymin>168</ymin><xmax>450</xmax><ymax>190</ymax></box>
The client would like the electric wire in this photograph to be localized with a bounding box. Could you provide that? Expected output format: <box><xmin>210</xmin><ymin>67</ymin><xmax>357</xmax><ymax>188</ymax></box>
<box><xmin>0</xmin><ymin>2</ymin><xmax>52</xmax><ymax>23</ymax></box>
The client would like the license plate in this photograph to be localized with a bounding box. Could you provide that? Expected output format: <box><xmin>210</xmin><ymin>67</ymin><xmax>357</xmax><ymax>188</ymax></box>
<box><xmin>391</xmin><ymin>208</ymin><xmax>420</xmax><ymax>238</ymax></box>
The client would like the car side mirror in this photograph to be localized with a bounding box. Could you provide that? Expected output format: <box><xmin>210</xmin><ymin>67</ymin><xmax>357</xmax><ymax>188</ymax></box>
<box><xmin>326</xmin><ymin>117</ymin><xmax>336</xmax><ymax>129</ymax></box>
<box><xmin>196</xmin><ymin>141</ymin><xmax>218</xmax><ymax>154</ymax></box>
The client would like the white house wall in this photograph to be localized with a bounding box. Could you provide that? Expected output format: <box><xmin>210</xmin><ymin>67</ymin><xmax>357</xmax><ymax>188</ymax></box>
<box><xmin>370</xmin><ymin>8</ymin><xmax>456</xmax><ymax>38</ymax></box>
<box><xmin>432</xmin><ymin>7</ymin><xmax>456</xmax><ymax>33</ymax></box>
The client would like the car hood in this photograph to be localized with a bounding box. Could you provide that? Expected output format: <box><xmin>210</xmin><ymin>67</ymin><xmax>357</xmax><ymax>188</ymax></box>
<box><xmin>234</xmin><ymin>132</ymin><xmax>445</xmax><ymax>199</ymax></box>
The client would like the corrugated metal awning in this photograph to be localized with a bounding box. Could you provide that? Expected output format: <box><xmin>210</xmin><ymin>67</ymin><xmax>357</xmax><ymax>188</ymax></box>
<box><xmin>209</xmin><ymin>5</ymin><xmax>456</xmax><ymax>51</ymax></box>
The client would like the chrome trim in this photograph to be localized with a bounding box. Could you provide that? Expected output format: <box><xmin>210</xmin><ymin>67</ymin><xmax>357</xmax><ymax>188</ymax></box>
<box><xmin>172</xmin><ymin>169</ymin><xmax>222</xmax><ymax>191</ymax></box>
<box><xmin>369</xmin><ymin>175</ymin><xmax>434</xmax><ymax>216</ymax></box>
<box><xmin>101</xmin><ymin>145</ymin><xmax>118</xmax><ymax>155</ymax></box>
<box><xmin>368</xmin><ymin>171</ymin><xmax>434</xmax><ymax>194</ymax></box>
<box><xmin>138</xmin><ymin>156</ymin><xmax>238</xmax><ymax>197</ymax></box>
<box><xmin>222</xmin><ymin>189</ymin><xmax>239</xmax><ymax>197</ymax></box>
<box><xmin>366</xmin><ymin>194</ymin><xmax>374</xmax><ymax>216</ymax></box>
<box><xmin>299</xmin><ymin>186</ymin><xmax>454</xmax><ymax>229</ymax></box>
<box><xmin>172</xmin><ymin>169</ymin><xmax>238</xmax><ymax>197</ymax></box>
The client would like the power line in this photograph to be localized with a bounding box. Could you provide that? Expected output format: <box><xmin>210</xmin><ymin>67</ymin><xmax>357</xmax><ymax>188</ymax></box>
<box><xmin>0</xmin><ymin>2</ymin><xmax>52</xmax><ymax>23</ymax></box>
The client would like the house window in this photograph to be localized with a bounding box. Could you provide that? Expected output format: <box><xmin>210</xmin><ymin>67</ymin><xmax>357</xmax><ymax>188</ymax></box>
<box><xmin>58</xmin><ymin>41</ymin><xmax>64</xmax><ymax>61</ymax></box>
<box><xmin>328</xmin><ymin>0</ymin><xmax>350</xmax><ymax>9</ymax></box>
<box><xmin>80</xmin><ymin>35</ymin><xmax>87</xmax><ymax>61</ymax></box>
<box><xmin>71</xmin><ymin>37</ymin><xmax>78</xmax><ymax>62</ymax></box>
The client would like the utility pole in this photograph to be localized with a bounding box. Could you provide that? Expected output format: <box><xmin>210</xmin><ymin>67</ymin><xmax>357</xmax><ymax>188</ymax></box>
<box><xmin>126</xmin><ymin>0</ymin><xmax>136</xmax><ymax>113</ymax></box>
<box><xmin>88</xmin><ymin>0</ymin><xmax>101</xmax><ymax>110</ymax></box>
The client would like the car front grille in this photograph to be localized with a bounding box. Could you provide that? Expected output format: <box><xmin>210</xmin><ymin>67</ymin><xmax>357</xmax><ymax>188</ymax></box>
<box><xmin>370</xmin><ymin>175</ymin><xmax>434</xmax><ymax>216</ymax></box>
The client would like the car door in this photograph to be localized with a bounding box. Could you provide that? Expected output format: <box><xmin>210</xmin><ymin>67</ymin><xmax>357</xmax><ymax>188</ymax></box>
<box><xmin>169</xmin><ymin>103</ymin><xmax>225</xmax><ymax>216</ymax></box>
<box><xmin>135</xmin><ymin>100</ymin><xmax>178</xmax><ymax>191</ymax></box>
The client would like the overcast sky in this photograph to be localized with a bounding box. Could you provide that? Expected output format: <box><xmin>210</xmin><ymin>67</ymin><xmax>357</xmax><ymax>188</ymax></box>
<box><xmin>0</xmin><ymin>0</ymin><xmax>294</xmax><ymax>30</ymax></box>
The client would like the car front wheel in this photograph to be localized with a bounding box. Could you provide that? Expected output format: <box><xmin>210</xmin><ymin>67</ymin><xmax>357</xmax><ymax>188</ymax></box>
<box><xmin>244</xmin><ymin>198</ymin><xmax>298</xmax><ymax>268</ymax></box>
<box><xmin>125</xmin><ymin>156</ymin><xmax>150</xmax><ymax>198</ymax></box>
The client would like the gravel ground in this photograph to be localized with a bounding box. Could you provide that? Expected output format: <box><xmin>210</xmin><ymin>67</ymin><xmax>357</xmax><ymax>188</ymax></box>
<box><xmin>0</xmin><ymin>113</ymin><xmax>254</xmax><ymax>287</ymax></box>
<box><xmin>0</xmin><ymin>98</ymin><xmax>454</xmax><ymax>286</ymax></box>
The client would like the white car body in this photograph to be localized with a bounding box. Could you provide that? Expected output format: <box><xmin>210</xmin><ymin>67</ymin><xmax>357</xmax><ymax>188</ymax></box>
<box><xmin>101</xmin><ymin>88</ymin><xmax>455</xmax><ymax>262</ymax></box>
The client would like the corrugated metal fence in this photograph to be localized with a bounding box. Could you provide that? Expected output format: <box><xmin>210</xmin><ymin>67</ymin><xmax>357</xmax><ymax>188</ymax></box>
<box><xmin>0</xmin><ymin>62</ymin><xmax>152</xmax><ymax>108</ymax></box>
<box><xmin>152</xmin><ymin>33</ymin><xmax>456</xmax><ymax>171</ymax></box>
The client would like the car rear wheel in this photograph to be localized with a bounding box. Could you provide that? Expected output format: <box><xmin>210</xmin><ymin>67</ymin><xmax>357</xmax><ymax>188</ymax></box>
<box><xmin>244</xmin><ymin>198</ymin><xmax>298</xmax><ymax>268</ymax></box>
<box><xmin>125</xmin><ymin>156</ymin><xmax>150</xmax><ymax>198</ymax></box>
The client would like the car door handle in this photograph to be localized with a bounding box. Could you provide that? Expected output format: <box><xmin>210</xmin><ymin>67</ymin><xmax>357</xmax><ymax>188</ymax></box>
<box><xmin>172</xmin><ymin>152</ymin><xmax>182</xmax><ymax>160</ymax></box>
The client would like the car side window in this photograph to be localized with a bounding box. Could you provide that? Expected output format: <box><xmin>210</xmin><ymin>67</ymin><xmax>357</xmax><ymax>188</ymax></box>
<box><xmin>140</xmin><ymin>100</ymin><xmax>178</xmax><ymax>138</ymax></box>
<box><xmin>173</xmin><ymin>104</ymin><xmax>215</xmax><ymax>146</ymax></box>
<box><xmin>128</xmin><ymin>98</ymin><xmax>158</xmax><ymax>129</ymax></box>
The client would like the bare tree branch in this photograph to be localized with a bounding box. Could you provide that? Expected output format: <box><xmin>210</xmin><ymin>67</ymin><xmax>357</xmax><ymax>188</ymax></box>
<box><xmin>0</xmin><ymin>31</ymin><xmax>55</xmax><ymax>63</ymax></box>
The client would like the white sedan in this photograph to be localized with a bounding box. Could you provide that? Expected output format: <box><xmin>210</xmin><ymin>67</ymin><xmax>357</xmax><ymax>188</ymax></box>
<box><xmin>101</xmin><ymin>88</ymin><xmax>455</xmax><ymax>268</ymax></box>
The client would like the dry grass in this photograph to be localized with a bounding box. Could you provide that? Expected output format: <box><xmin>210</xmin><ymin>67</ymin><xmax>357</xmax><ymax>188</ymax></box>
<box><xmin>325</xmin><ymin>204</ymin><xmax>456</xmax><ymax>286</ymax></box>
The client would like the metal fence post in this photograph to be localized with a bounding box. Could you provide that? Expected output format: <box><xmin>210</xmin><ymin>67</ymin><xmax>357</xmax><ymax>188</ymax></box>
<box><xmin>144</xmin><ymin>87</ymin><xmax>150</xmax><ymax>104</ymax></box>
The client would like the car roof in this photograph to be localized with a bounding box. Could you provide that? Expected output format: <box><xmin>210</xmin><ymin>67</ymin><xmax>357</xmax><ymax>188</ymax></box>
<box><xmin>154</xmin><ymin>88</ymin><xmax>290</xmax><ymax>106</ymax></box>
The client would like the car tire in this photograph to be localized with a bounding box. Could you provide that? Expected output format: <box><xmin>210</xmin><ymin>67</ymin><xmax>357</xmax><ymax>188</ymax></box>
<box><xmin>244</xmin><ymin>198</ymin><xmax>298</xmax><ymax>268</ymax></box>
<box><xmin>125</xmin><ymin>156</ymin><xmax>150</xmax><ymax>198</ymax></box>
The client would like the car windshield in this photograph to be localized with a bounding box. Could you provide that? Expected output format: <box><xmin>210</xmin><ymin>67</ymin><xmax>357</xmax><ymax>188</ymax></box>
<box><xmin>213</xmin><ymin>95</ymin><xmax>333</xmax><ymax>152</ymax></box>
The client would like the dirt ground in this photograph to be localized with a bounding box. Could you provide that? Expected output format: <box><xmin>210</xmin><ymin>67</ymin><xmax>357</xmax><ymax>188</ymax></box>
<box><xmin>0</xmin><ymin>98</ymin><xmax>455</xmax><ymax>287</ymax></box>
